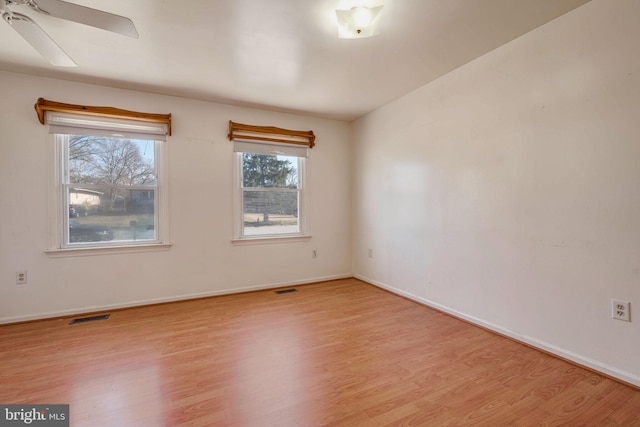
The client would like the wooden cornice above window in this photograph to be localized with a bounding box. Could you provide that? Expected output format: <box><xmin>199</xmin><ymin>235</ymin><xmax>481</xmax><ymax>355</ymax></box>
<box><xmin>228</xmin><ymin>121</ymin><xmax>315</xmax><ymax>148</ymax></box>
<box><xmin>34</xmin><ymin>98</ymin><xmax>172</xmax><ymax>135</ymax></box>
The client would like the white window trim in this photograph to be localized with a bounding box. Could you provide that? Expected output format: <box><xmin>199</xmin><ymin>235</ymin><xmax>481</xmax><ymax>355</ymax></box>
<box><xmin>45</xmin><ymin>116</ymin><xmax>171</xmax><ymax>255</ymax></box>
<box><xmin>44</xmin><ymin>243</ymin><xmax>173</xmax><ymax>257</ymax></box>
<box><xmin>232</xmin><ymin>148</ymin><xmax>311</xmax><ymax>243</ymax></box>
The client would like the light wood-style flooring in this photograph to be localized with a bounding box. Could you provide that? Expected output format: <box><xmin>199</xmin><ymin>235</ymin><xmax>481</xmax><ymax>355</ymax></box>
<box><xmin>1</xmin><ymin>278</ymin><xmax>639</xmax><ymax>426</ymax></box>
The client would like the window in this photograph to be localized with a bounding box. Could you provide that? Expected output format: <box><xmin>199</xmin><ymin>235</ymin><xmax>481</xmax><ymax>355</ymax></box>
<box><xmin>234</xmin><ymin>142</ymin><xmax>308</xmax><ymax>240</ymax></box>
<box><xmin>47</xmin><ymin>112</ymin><xmax>169</xmax><ymax>250</ymax></box>
<box><xmin>228</xmin><ymin>121</ymin><xmax>314</xmax><ymax>242</ymax></box>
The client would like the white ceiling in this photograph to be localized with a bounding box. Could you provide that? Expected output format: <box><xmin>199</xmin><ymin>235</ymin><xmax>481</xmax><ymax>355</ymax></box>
<box><xmin>0</xmin><ymin>0</ymin><xmax>591</xmax><ymax>121</ymax></box>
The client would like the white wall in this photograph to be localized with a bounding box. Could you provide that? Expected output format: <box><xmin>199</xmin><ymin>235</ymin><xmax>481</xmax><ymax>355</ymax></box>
<box><xmin>0</xmin><ymin>71</ymin><xmax>352</xmax><ymax>323</ymax></box>
<box><xmin>353</xmin><ymin>0</ymin><xmax>640</xmax><ymax>386</ymax></box>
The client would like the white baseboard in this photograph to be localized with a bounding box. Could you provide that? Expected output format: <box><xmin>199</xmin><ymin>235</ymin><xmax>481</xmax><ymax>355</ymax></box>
<box><xmin>354</xmin><ymin>274</ymin><xmax>640</xmax><ymax>389</ymax></box>
<box><xmin>0</xmin><ymin>274</ymin><xmax>352</xmax><ymax>325</ymax></box>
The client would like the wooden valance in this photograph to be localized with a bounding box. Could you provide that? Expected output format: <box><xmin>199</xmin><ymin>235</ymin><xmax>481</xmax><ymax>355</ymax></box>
<box><xmin>34</xmin><ymin>98</ymin><xmax>172</xmax><ymax>135</ymax></box>
<box><xmin>228</xmin><ymin>121</ymin><xmax>315</xmax><ymax>148</ymax></box>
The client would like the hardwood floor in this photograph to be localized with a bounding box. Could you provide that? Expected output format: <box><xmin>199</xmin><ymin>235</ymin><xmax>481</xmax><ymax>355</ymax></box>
<box><xmin>1</xmin><ymin>278</ymin><xmax>638</xmax><ymax>426</ymax></box>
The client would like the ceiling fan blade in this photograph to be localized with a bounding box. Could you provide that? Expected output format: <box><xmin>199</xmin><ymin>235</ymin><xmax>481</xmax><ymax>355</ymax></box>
<box><xmin>28</xmin><ymin>0</ymin><xmax>139</xmax><ymax>38</ymax></box>
<box><xmin>3</xmin><ymin>11</ymin><xmax>76</xmax><ymax>67</ymax></box>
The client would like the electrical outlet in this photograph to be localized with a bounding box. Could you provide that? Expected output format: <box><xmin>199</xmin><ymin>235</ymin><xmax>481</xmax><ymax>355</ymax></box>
<box><xmin>612</xmin><ymin>300</ymin><xmax>630</xmax><ymax>322</ymax></box>
<box><xmin>16</xmin><ymin>270</ymin><xmax>27</xmax><ymax>285</ymax></box>
<box><xmin>368</xmin><ymin>248</ymin><xmax>373</xmax><ymax>258</ymax></box>
<box><xmin>312</xmin><ymin>249</ymin><xmax>317</xmax><ymax>258</ymax></box>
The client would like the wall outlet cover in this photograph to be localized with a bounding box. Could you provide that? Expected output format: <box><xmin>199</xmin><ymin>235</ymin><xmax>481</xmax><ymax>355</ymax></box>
<box><xmin>612</xmin><ymin>299</ymin><xmax>630</xmax><ymax>322</ymax></box>
<box><xmin>16</xmin><ymin>270</ymin><xmax>27</xmax><ymax>284</ymax></box>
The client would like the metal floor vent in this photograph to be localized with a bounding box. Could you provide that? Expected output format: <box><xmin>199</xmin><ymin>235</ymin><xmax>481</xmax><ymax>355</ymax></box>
<box><xmin>69</xmin><ymin>314</ymin><xmax>110</xmax><ymax>325</ymax></box>
<box><xmin>274</xmin><ymin>288</ymin><xmax>297</xmax><ymax>295</ymax></box>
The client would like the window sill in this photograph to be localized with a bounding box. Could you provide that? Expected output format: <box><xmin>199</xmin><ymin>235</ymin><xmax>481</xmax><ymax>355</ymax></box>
<box><xmin>45</xmin><ymin>242</ymin><xmax>173</xmax><ymax>257</ymax></box>
<box><xmin>231</xmin><ymin>235</ymin><xmax>312</xmax><ymax>245</ymax></box>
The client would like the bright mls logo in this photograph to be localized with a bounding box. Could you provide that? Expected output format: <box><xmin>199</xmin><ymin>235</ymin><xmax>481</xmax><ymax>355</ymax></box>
<box><xmin>0</xmin><ymin>405</ymin><xmax>68</xmax><ymax>426</ymax></box>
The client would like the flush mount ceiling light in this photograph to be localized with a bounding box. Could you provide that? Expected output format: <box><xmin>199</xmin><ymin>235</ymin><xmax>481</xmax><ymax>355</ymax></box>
<box><xmin>335</xmin><ymin>5</ymin><xmax>383</xmax><ymax>38</ymax></box>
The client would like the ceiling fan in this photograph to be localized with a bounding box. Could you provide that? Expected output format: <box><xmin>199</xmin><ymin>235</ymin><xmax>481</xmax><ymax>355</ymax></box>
<box><xmin>1</xmin><ymin>0</ymin><xmax>138</xmax><ymax>67</ymax></box>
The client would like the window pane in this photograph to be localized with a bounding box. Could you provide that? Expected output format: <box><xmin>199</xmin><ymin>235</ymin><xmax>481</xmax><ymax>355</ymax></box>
<box><xmin>68</xmin><ymin>135</ymin><xmax>156</xmax><ymax>186</ymax></box>
<box><xmin>243</xmin><ymin>190</ymin><xmax>299</xmax><ymax>236</ymax></box>
<box><xmin>67</xmin><ymin>187</ymin><xmax>156</xmax><ymax>244</ymax></box>
<box><xmin>242</xmin><ymin>153</ymin><xmax>298</xmax><ymax>189</ymax></box>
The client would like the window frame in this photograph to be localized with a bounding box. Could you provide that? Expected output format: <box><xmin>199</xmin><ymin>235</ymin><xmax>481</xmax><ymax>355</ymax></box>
<box><xmin>45</xmin><ymin>113</ymin><xmax>171</xmax><ymax>256</ymax></box>
<box><xmin>232</xmin><ymin>147</ymin><xmax>310</xmax><ymax>244</ymax></box>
